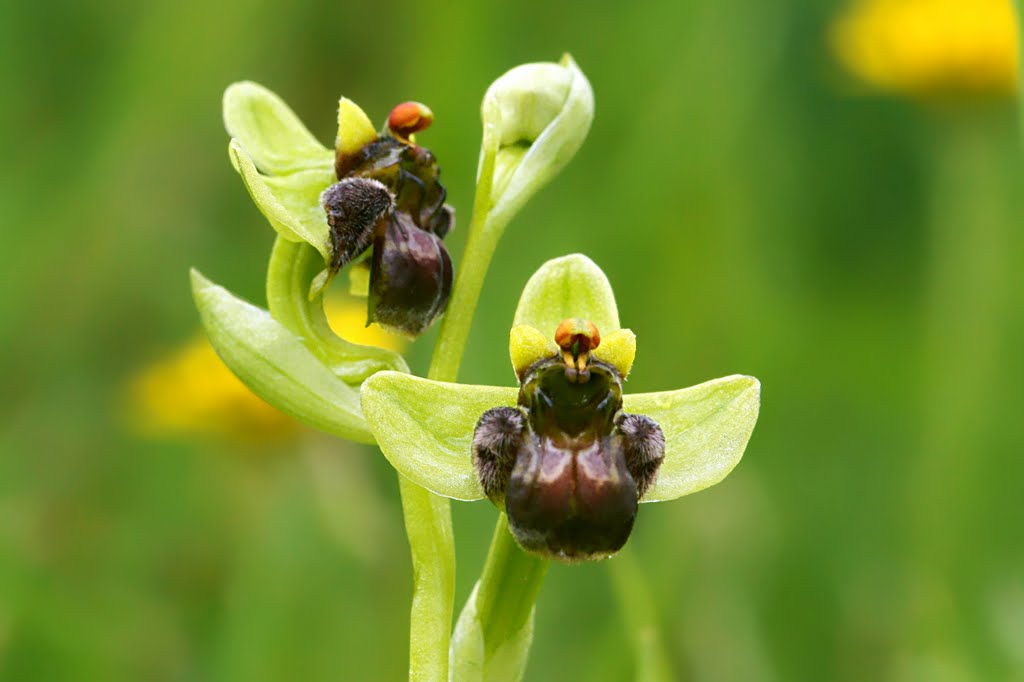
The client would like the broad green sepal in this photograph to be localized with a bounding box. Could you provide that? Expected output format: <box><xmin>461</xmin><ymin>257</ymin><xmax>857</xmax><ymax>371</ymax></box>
<box><xmin>361</xmin><ymin>372</ymin><xmax>517</xmax><ymax>500</ymax></box>
<box><xmin>624</xmin><ymin>375</ymin><xmax>761</xmax><ymax>502</ymax></box>
<box><xmin>190</xmin><ymin>269</ymin><xmax>374</xmax><ymax>443</ymax></box>
<box><xmin>481</xmin><ymin>54</ymin><xmax>594</xmax><ymax>226</ymax></box>
<box><xmin>513</xmin><ymin>254</ymin><xmax>620</xmax><ymax>338</ymax></box>
<box><xmin>223</xmin><ymin>81</ymin><xmax>333</xmax><ymax>175</ymax></box>
<box><xmin>229</xmin><ymin>140</ymin><xmax>333</xmax><ymax>259</ymax></box>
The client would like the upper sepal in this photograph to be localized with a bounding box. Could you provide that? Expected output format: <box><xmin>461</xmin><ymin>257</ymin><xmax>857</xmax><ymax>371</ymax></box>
<box><xmin>223</xmin><ymin>81</ymin><xmax>333</xmax><ymax>175</ymax></box>
<box><xmin>513</xmin><ymin>253</ymin><xmax>620</xmax><ymax>339</ymax></box>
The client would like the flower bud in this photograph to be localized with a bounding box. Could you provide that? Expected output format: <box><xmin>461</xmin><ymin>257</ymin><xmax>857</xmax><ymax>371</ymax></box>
<box><xmin>480</xmin><ymin>54</ymin><xmax>594</xmax><ymax>227</ymax></box>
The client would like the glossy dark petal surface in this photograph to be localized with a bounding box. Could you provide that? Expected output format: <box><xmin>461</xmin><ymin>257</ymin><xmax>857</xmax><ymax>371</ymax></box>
<box><xmin>368</xmin><ymin>214</ymin><xmax>452</xmax><ymax>337</ymax></box>
<box><xmin>506</xmin><ymin>433</ymin><xmax>638</xmax><ymax>561</ymax></box>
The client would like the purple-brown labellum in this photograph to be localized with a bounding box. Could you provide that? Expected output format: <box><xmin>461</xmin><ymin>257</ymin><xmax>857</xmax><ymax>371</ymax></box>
<box><xmin>368</xmin><ymin>212</ymin><xmax>452</xmax><ymax>338</ymax></box>
<box><xmin>472</xmin><ymin>326</ymin><xmax>666</xmax><ymax>562</ymax></box>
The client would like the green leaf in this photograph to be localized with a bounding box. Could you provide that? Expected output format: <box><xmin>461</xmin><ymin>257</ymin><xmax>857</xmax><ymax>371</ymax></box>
<box><xmin>223</xmin><ymin>81</ymin><xmax>333</xmax><ymax>175</ymax></box>
<box><xmin>624</xmin><ymin>375</ymin><xmax>761</xmax><ymax>502</ymax></box>
<box><xmin>190</xmin><ymin>269</ymin><xmax>374</xmax><ymax>443</ymax></box>
<box><xmin>360</xmin><ymin>372</ymin><xmax>516</xmax><ymax>500</ymax></box>
<box><xmin>513</xmin><ymin>253</ymin><xmax>620</xmax><ymax>338</ymax></box>
<box><xmin>229</xmin><ymin>140</ymin><xmax>333</xmax><ymax>259</ymax></box>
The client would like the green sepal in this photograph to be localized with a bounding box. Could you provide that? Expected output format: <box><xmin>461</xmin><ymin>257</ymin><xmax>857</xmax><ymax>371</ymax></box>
<box><xmin>360</xmin><ymin>371</ymin><xmax>517</xmax><ymax>500</ymax></box>
<box><xmin>624</xmin><ymin>374</ymin><xmax>761</xmax><ymax>502</ymax></box>
<box><xmin>266</xmin><ymin>237</ymin><xmax>408</xmax><ymax>385</ymax></box>
<box><xmin>223</xmin><ymin>81</ymin><xmax>333</xmax><ymax>175</ymax></box>
<box><xmin>513</xmin><ymin>253</ymin><xmax>620</xmax><ymax>338</ymax></box>
<box><xmin>190</xmin><ymin>269</ymin><xmax>374</xmax><ymax>444</ymax></box>
<box><xmin>229</xmin><ymin>140</ymin><xmax>333</xmax><ymax>259</ymax></box>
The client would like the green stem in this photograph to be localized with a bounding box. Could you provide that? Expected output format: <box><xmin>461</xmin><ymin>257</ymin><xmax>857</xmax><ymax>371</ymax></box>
<box><xmin>264</xmin><ymin>236</ymin><xmax>451</xmax><ymax>680</ymax></box>
<box><xmin>607</xmin><ymin>549</ymin><xmax>675</xmax><ymax>682</ymax></box>
<box><xmin>398</xmin><ymin>476</ymin><xmax>457</xmax><ymax>682</ymax></box>
<box><xmin>428</xmin><ymin>135</ymin><xmax>500</xmax><ymax>383</ymax></box>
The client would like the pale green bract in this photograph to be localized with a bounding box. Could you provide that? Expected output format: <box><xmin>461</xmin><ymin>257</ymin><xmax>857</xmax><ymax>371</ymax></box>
<box><xmin>450</xmin><ymin>582</ymin><xmax>535</xmax><ymax>682</ymax></box>
<box><xmin>361</xmin><ymin>254</ymin><xmax>762</xmax><ymax>503</ymax></box>
<box><xmin>190</xmin><ymin>269</ymin><xmax>375</xmax><ymax>444</ymax></box>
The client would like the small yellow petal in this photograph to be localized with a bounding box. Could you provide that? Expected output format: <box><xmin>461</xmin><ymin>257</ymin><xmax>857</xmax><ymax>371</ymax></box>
<box><xmin>509</xmin><ymin>324</ymin><xmax>558</xmax><ymax>378</ymax></box>
<box><xmin>336</xmin><ymin>98</ymin><xmax>377</xmax><ymax>160</ymax></box>
<box><xmin>592</xmin><ymin>328</ymin><xmax>637</xmax><ymax>379</ymax></box>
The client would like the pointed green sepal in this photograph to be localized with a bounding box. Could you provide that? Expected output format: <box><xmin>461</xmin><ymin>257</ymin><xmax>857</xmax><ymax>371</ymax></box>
<box><xmin>361</xmin><ymin>371</ymin><xmax>517</xmax><ymax>500</ymax></box>
<box><xmin>229</xmin><ymin>140</ymin><xmax>333</xmax><ymax>259</ymax></box>
<box><xmin>223</xmin><ymin>81</ymin><xmax>333</xmax><ymax>175</ymax></box>
<box><xmin>624</xmin><ymin>374</ymin><xmax>761</xmax><ymax>502</ymax></box>
<box><xmin>190</xmin><ymin>268</ymin><xmax>374</xmax><ymax>443</ymax></box>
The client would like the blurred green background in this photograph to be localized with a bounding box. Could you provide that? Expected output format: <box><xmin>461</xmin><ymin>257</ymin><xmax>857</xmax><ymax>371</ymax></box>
<box><xmin>2</xmin><ymin>0</ymin><xmax>1023</xmax><ymax>680</ymax></box>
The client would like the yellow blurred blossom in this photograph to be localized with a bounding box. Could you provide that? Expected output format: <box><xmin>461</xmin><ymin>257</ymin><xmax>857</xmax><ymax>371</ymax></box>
<box><xmin>831</xmin><ymin>0</ymin><xmax>1019</xmax><ymax>97</ymax></box>
<box><xmin>128</xmin><ymin>297</ymin><xmax>405</xmax><ymax>443</ymax></box>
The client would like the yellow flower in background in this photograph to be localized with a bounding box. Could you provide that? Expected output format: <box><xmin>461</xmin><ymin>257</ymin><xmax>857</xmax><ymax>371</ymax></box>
<box><xmin>831</xmin><ymin>0</ymin><xmax>1019</xmax><ymax>97</ymax></box>
<box><xmin>128</xmin><ymin>298</ymin><xmax>405</xmax><ymax>444</ymax></box>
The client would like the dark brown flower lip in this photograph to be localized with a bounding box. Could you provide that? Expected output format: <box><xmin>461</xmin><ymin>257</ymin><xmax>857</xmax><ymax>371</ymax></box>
<box><xmin>473</xmin><ymin>353</ymin><xmax>665</xmax><ymax>563</ymax></box>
